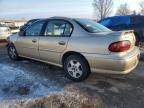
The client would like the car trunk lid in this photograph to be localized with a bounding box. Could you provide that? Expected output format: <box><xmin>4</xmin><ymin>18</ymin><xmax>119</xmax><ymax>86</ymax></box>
<box><xmin>89</xmin><ymin>30</ymin><xmax>136</xmax><ymax>54</ymax></box>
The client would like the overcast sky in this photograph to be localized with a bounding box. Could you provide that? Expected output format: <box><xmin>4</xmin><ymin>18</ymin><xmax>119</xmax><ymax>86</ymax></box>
<box><xmin>0</xmin><ymin>0</ymin><xmax>143</xmax><ymax>20</ymax></box>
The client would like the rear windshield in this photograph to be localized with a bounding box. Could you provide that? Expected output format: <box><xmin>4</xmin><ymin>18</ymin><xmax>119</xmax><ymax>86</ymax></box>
<box><xmin>74</xmin><ymin>19</ymin><xmax>111</xmax><ymax>33</ymax></box>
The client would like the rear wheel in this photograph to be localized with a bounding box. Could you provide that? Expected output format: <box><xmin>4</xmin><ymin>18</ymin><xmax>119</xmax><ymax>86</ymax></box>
<box><xmin>64</xmin><ymin>54</ymin><xmax>90</xmax><ymax>82</ymax></box>
<box><xmin>8</xmin><ymin>44</ymin><xmax>19</xmax><ymax>60</ymax></box>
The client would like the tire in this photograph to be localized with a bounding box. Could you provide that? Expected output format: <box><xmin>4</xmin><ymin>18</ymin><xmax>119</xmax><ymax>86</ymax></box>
<box><xmin>8</xmin><ymin>44</ymin><xmax>19</xmax><ymax>60</ymax></box>
<box><xmin>64</xmin><ymin>54</ymin><xmax>90</xmax><ymax>82</ymax></box>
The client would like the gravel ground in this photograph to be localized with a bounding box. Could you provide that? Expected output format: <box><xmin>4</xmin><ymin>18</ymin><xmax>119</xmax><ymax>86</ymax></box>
<box><xmin>0</xmin><ymin>44</ymin><xmax>144</xmax><ymax>108</ymax></box>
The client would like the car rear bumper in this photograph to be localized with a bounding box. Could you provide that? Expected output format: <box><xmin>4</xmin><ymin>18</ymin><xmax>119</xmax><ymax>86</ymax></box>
<box><xmin>83</xmin><ymin>47</ymin><xmax>140</xmax><ymax>74</ymax></box>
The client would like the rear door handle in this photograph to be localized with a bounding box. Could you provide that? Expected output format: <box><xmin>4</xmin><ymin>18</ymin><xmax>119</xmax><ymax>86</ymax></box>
<box><xmin>32</xmin><ymin>39</ymin><xmax>37</xmax><ymax>43</ymax></box>
<box><xmin>58</xmin><ymin>41</ymin><xmax>66</xmax><ymax>45</ymax></box>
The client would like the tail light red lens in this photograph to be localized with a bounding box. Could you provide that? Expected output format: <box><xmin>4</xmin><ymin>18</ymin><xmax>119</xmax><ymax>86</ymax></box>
<box><xmin>109</xmin><ymin>41</ymin><xmax>131</xmax><ymax>52</ymax></box>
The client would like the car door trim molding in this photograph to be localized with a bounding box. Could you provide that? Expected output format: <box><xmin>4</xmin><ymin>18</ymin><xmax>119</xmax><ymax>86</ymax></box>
<box><xmin>19</xmin><ymin>54</ymin><xmax>63</xmax><ymax>67</ymax></box>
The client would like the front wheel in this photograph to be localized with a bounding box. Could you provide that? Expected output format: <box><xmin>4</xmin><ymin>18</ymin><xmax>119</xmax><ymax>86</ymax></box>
<box><xmin>64</xmin><ymin>54</ymin><xmax>90</xmax><ymax>82</ymax></box>
<box><xmin>8</xmin><ymin>44</ymin><xmax>19</xmax><ymax>60</ymax></box>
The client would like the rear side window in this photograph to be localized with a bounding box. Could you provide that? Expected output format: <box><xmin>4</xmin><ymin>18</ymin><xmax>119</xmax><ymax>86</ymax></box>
<box><xmin>45</xmin><ymin>20</ymin><xmax>73</xmax><ymax>36</ymax></box>
<box><xmin>74</xmin><ymin>19</ymin><xmax>111</xmax><ymax>33</ymax></box>
<box><xmin>25</xmin><ymin>20</ymin><xmax>45</xmax><ymax>36</ymax></box>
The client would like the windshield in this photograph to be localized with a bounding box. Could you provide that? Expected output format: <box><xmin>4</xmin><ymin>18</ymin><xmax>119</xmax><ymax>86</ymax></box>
<box><xmin>74</xmin><ymin>19</ymin><xmax>111</xmax><ymax>33</ymax></box>
<box><xmin>27</xmin><ymin>19</ymin><xmax>40</xmax><ymax>26</ymax></box>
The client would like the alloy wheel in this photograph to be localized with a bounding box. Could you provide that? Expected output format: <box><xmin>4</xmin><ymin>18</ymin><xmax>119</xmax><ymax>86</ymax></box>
<box><xmin>67</xmin><ymin>60</ymin><xmax>83</xmax><ymax>78</ymax></box>
<box><xmin>9</xmin><ymin>46</ymin><xmax>17</xmax><ymax>59</ymax></box>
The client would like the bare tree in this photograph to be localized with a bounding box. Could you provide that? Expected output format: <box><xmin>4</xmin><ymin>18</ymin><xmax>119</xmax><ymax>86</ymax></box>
<box><xmin>116</xmin><ymin>3</ymin><xmax>131</xmax><ymax>16</ymax></box>
<box><xmin>93</xmin><ymin>0</ymin><xmax>113</xmax><ymax>20</ymax></box>
<box><xmin>132</xmin><ymin>10</ymin><xmax>137</xmax><ymax>15</ymax></box>
<box><xmin>139</xmin><ymin>1</ymin><xmax>144</xmax><ymax>15</ymax></box>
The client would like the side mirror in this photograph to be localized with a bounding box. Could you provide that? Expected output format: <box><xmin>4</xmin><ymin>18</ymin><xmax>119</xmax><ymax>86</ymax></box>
<box><xmin>19</xmin><ymin>31</ymin><xmax>25</xmax><ymax>36</ymax></box>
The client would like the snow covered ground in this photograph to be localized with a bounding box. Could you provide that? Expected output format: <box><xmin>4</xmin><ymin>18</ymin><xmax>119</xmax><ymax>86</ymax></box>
<box><xmin>0</xmin><ymin>63</ymin><xmax>65</xmax><ymax>100</ymax></box>
<box><xmin>0</xmin><ymin>46</ymin><xmax>69</xmax><ymax>100</ymax></box>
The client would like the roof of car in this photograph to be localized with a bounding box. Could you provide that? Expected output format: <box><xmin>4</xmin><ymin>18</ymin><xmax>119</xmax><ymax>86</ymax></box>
<box><xmin>29</xmin><ymin>19</ymin><xmax>41</xmax><ymax>21</ymax></box>
<box><xmin>48</xmin><ymin>16</ymin><xmax>73</xmax><ymax>20</ymax></box>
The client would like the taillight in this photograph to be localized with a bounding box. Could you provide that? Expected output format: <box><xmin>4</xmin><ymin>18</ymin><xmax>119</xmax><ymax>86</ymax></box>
<box><xmin>109</xmin><ymin>41</ymin><xmax>131</xmax><ymax>52</ymax></box>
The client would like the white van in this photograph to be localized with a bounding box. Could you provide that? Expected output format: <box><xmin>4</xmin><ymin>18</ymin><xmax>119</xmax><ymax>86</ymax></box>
<box><xmin>0</xmin><ymin>24</ymin><xmax>11</xmax><ymax>40</ymax></box>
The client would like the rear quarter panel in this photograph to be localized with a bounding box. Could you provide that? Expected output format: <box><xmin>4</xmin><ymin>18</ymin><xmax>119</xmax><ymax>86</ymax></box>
<box><xmin>65</xmin><ymin>32</ymin><xmax>120</xmax><ymax>55</ymax></box>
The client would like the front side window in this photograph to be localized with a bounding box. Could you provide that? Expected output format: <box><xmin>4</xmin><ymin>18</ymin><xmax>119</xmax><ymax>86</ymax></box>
<box><xmin>25</xmin><ymin>20</ymin><xmax>45</xmax><ymax>36</ymax></box>
<box><xmin>45</xmin><ymin>20</ymin><xmax>72</xmax><ymax>36</ymax></box>
<box><xmin>74</xmin><ymin>19</ymin><xmax>111</xmax><ymax>33</ymax></box>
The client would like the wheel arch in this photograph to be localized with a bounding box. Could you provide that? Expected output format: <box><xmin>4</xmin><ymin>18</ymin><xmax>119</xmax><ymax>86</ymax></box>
<box><xmin>62</xmin><ymin>51</ymin><xmax>90</xmax><ymax>71</ymax></box>
<box><xmin>7</xmin><ymin>42</ymin><xmax>14</xmax><ymax>47</ymax></box>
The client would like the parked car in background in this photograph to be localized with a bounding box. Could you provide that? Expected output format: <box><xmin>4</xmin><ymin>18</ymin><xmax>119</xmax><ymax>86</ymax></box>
<box><xmin>20</xmin><ymin>19</ymin><xmax>40</xmax><ymax>31</ymax></box>
<box><xmin>10</xmin><ymin>26</ymin><xmax>20</xmax><ymax>34</ymax></box>
<box><xmin>7</xmin><ymin>17</ymin><xmax>140</xmax><ymax>81</ymax></box>
<box><xmin>0</xmin><ymin>24</ymin><xmax>11</xmax><ymax>40</ymax></box>
<box><xmin>98</xmin><ymin>15</ymin><xmax>144</xmax><ymax>46</ymax></box>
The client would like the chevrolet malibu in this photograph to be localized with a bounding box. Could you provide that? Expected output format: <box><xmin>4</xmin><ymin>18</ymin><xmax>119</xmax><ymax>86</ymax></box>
<box><xmin>7</xmin><ymin>17</ymin><xmax>140</xmax><ymax>81</ymax></box>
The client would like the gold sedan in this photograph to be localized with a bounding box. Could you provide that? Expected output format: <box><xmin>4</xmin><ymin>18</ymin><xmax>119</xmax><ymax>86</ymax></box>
<box><xmin>7</xmin><ymin>17</ymin><xmax>140</xmax><ymax>81</ymax></box>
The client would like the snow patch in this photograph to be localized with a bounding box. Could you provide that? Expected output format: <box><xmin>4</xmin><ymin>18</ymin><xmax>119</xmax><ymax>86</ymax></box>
<box><xmin>0</xmin><ymin>64</ymin><xmax>63</xmax><ymax>100</ymax></box>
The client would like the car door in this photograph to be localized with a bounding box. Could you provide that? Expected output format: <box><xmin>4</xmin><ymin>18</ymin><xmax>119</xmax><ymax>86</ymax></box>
<box><xmin>39</xmin><ymin>19</ymin><xmax>73</xmax><ymax>65</ymax></box>
<box><xmin>15</xmin><ymin>20</ymin><xmax>45</xmax><ymax>59</ymax></box>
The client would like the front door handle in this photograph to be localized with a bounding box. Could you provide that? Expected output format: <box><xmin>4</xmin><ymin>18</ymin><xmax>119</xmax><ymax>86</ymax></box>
<box><xmin>32</xmin><ymin>39</ymin><xmax>37</xmax><ymax>43</ymax></box>
<box><xmin>58</xmin><ymin>41</ymin><xmax>66</xmax><ymax>45</ymax></box>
